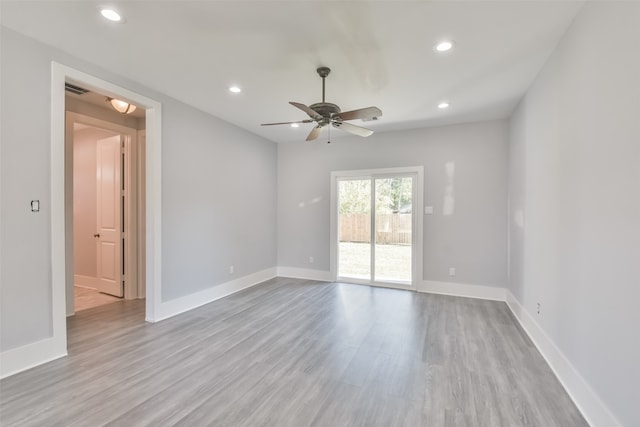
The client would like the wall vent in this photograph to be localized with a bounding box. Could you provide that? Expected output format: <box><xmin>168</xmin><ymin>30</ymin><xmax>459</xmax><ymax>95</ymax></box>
<box><xmin>65</xmin><ymin>83</ymin><xmax>89</xmax><ymax>95</ymax></box>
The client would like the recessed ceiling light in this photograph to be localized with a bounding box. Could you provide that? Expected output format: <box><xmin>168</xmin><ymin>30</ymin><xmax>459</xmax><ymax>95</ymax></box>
<box><xmin>100</xmin><ymin>8</ymin><xmax>122</xmax><ymax>22</ymax></box>
<box><xmin>434</xmin><ymin>40</ymin><xmax>455</xmax><ymax>53</ymax></box>
<box><xmin>229</xmin><ymin>86</ymin><xmax>242</xmax><ymax>93</ymax></box>
<box><xmin>291</xmin><ymin>123</ymin><xmax>300</xmax><ymax>128</ymax></box>
<box><xmin>438</xmin><ymin>102</ymin><xmax>450</xmax><ymax>109</ymax></box>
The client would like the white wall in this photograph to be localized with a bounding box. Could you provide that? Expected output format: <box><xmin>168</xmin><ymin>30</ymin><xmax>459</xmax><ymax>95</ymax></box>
<box><xmin>278</xmin><ymin>120</ymin><xmax>509</xmax><ymax>289</ymax></box>
<box><xmin>508</xmin><ymin>2</ymin><xmax>640</xmax><ymax>426</ymax></box>
<box><xmin>0</xmin><ymin>27</ymin><xmax>278</xmax><ymax>352</ymax></box>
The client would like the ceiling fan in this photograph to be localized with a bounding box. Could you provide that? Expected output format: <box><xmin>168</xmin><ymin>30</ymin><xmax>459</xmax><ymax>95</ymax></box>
<box><xmin>261</xmin><ymin>67</ymin><xmax>382</xmax><ymax>142</ymax></box>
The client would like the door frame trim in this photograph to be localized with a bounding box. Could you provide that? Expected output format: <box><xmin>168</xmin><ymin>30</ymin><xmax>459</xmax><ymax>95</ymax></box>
<box><xmin>329</xmin><ymin>166</ymin><xmax>424</xmax><ymax>289</ymax></box>
<box><xmin>51</xmin><ymin>62</ymin><xmax>163</xmax><ymax>357</ymax></box>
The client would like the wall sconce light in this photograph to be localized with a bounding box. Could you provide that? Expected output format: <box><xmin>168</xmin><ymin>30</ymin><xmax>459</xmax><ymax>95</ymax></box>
<box><xmin>107</xmin><ymin>97</ymin><xmax>137</xmax><ymax>114</ymax></box>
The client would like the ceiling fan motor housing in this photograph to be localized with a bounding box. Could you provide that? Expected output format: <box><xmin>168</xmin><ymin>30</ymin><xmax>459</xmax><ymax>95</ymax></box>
<box><xmin>309</xmin><ymin>102</ymin><xmax>341</xmax><ymax>122</ymax></box>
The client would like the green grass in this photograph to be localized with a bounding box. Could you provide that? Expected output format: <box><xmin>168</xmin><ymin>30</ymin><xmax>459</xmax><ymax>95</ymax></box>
<box><xmin>338</xmin><ymin>241</ymin><xmax>411</xmax><ymax>282</ymax></box>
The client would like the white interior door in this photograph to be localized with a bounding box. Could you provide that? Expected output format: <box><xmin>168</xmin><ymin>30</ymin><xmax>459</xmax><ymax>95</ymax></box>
<box><xmin>95</xmin><ymin>135</ymin><xmax>123</xmax><ymax>297</ymax></box>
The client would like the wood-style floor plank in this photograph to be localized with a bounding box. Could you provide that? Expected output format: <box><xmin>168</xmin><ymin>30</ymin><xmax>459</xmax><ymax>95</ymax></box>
<box><xmin>0</xmin><ymin>278</ymin><xmax>588</xmax><ymax>426</ymax></box>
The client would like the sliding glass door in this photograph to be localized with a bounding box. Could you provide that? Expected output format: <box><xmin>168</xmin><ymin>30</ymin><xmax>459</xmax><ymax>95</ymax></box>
<box><xmin>334</xmin><ymin>168</ymin><xmax>420</xmax><ymax>288</ymax></box>
<box><xmin>373</xmin><ymin>176</ymin><xmax>413</xmax><ymax>283</ymax></box>
<box><xmin>337</xmin><ymin>179</ymin><xmax>372</xmax><ymax>280</ymax></box>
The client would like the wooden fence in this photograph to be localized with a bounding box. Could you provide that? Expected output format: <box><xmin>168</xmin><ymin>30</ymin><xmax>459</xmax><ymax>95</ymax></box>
<box><xmin>339</xmin><ymin>213</ymin><xmax>412</xmax><ymax>245</ymax></box>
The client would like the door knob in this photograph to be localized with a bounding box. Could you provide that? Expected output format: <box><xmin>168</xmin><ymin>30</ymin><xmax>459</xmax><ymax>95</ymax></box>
<box><xmin>93</xmin><ymin>233</ymin><xmax>100</xmax><ymax>238</ymax></box>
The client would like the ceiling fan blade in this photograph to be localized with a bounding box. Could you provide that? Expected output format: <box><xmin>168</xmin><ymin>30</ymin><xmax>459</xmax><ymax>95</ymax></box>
<box><xmin>306</xmin><ymin>125</ymin><xmax>324</xmax><ymax>141</ymax></box>
<box><xmin>261</xmin><ymin>119</ymin><xmax>314</xmax><ymax>126</ymax></box>
<box><xmin>334</xmin><ymin>106</ymin><xmax>382</xmax><ymax>121</ymax></box>
<box><xmin>332</xmin><ymin>121</ymin><xmax>374</xmax><ymax>137</ymax></box>
<box><xmin>290</xmin><ymin>102</ymin><xmax>321</xmax><ymax>119</ymax></box>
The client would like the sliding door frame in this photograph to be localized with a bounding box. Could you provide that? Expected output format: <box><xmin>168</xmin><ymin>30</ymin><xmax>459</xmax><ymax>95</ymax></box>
<box><xmin>330</xmin><ymin>166</ymin><xmax>424</xmax><ymax>290</ymax></box>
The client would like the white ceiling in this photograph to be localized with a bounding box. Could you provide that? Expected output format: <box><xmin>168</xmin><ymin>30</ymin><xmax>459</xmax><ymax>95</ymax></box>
<box><xmin>1</xmin><ymin>1</ymin><xmax>584</xmax><ymax>143</ymax></box>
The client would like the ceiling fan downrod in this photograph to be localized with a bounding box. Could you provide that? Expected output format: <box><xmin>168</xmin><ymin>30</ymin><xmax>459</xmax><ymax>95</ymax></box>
<box><xmin>317</xmin><ymin>67</ymin><xmax>331</xmax><ymax>103</ymax></box>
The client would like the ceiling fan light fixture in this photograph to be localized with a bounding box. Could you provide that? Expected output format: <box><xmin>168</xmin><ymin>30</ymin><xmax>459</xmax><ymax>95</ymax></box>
<box><xmin>434</xmin><ymin>40</ymin><xmax>455</xmax><ymax>53</ymax></box>
<box><xmin>107</xmin><ymin>97</ymin><xmax>137</xmax><ymax>114</ymax></box>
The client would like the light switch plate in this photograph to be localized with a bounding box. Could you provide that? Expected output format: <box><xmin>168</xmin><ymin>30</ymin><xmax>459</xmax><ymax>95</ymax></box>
<box><xmin>31</xmin><ymin>200</ymin><xmax>40</xmax><ymax>212</ymax></box>
<box><xmin>424</xmin><ymin>206</ymin><xmax>434</xmax><ymax>214</ymax></box>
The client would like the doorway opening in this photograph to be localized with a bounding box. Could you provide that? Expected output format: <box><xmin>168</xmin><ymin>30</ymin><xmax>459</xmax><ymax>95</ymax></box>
<box><xmin>49</xmin><ymin>62</ymin><xmax>163</xmax><ymax>364</ymax></box>
<box><xmin>330</xmin><ymin>167</ymin><xmax>424</xmax><ymax>290</ymax></box>
<box><xmin>68</xmin><ymin>112</ymin><xmax>144</xmax><ymax>313</ymax></box>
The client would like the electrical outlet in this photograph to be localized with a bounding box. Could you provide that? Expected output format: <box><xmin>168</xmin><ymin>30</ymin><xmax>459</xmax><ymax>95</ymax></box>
<box><xmin>229</xmin><ymin>265</ymin><xmax>234</xmax><ymax>274</ymax></box>
<box><xmin>309</xmin><ymin>256</ymin><xmax>314</xmax><ymax>264</ymax></box>
<box><xmin>449</xmin><ymin>267</ymin><xmax>456</xmax><ymax>276</ymax></box>
<box><xmin>537</xmin><ymin>302</ymin><xmax>541</xmax><ymax>315</ymax></box>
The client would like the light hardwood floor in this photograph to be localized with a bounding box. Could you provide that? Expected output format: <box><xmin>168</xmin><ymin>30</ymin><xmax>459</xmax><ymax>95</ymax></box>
<box><xmin>74</xmin><ymin>286</ymin><xmax>122</xmax><ymax>312</ymax></box>
<box><xmin>0</xmin><ymin>278</ymin><xmax>587</xmax><ymax>426</ymax></box>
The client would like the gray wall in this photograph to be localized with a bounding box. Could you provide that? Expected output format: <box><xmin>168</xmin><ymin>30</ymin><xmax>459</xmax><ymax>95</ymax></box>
<box><xmin>0</xmin><ymin>27</ymin><xmax>278</xmax><ymax>351</ymax></box>
<box><xmin>161</xmin><ymin>101</ymin><xmax>277</xmax><ymax>301</ymax></box>
<box><xmin>508</xmin><ymin>2</ymin><xmax>640</xmax><ymax>426</ymax></box>
<box><xmin>278</xmin><ymin>120</ymin><xmax>509</xmax><ymax>287</ymax></box>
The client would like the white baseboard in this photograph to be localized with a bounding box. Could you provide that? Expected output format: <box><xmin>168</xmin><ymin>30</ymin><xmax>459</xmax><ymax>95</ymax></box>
<box><xmin>152</xmin><ymin>267</ymin><xmax>277</xmax><ymax>322</ymax></box>
<box><xmin>0</xmin><ymin>337</ymin><xmax>67</xmax><ymax>379</ymax></box>
<box><xmin>505</xmin><ymin>291</ymin><xmax>621</xmax><ymax>427</ymax></box>
<box><xmin>419</xmin><ymin>280</ymin><xmax>506</xmax><ymax>301</ymax></box>
<box><xmin>276</xmin><ymin>266</ymin><xmax>332</xmax><ymax>282</ymax></box>
<box><xmin>274</xmin><ymin>270</ymin><xmax>507</xmax><ymax>303</ymax></box>
<box><xmin>74</xmin><ymin>274</ymin><xmax>97</xmax><ymax>289</ymax></box>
